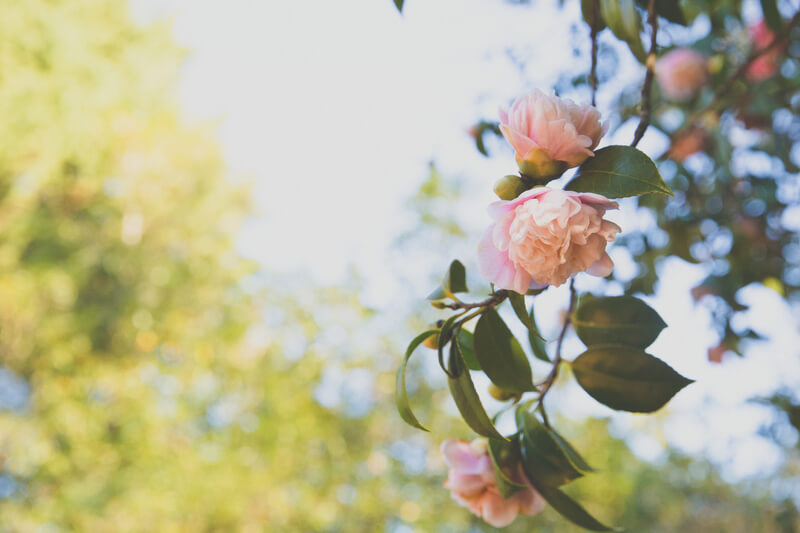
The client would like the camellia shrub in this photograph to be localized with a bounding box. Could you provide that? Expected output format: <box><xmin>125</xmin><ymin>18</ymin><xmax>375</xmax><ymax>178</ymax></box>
<box><xmin>394</xmin><ymin>0</ymin><xmax>800</xmax><ymax>529</ymax></box>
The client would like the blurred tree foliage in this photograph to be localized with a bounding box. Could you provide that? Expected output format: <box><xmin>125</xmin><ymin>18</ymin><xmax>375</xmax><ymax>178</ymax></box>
<box><xmin>0</xmin><ymin>0</ymin><xmax>797</xmax><ymax>531</ymax></box>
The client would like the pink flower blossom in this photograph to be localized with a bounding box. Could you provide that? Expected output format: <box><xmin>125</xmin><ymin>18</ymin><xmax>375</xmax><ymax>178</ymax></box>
<box><xmin>655</xmin><ymin>48</ymin><xmax>708</xmax><ymax>101</ymax></box>
<box><xmin>442</xmin><ymin>439</ymin><xmax>545</xmax><ymax>528</ymax></box>
<box><xmin>499</xmin><ymin>90</ymin><xmax>605</xmax><ymax>174</ymax></box>
<box><xmin>747</xmin><ymin>20</ymin><xmax>782</xmax><ymax>81</ymax></box>
<box><xmin>478</xmin><ymin>188</ymin><xmax>620</xmax><ymax>293</ymax></box>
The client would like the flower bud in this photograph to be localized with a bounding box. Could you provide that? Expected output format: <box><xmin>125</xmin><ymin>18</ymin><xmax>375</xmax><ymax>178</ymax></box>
<box><xmin>422</xmin><ymin>321</ymin><xmax>444</xmax><ymax>349</ymax></box>
<box><xmin>493</xmin><ymin>175</ymin><xmax>528</xmax><ymax>200</ymax></box>
<box><xmin>517</xmin><ymin>149</ymin><xmax>567</xmax><ymax>181</ymax></box>
<box><xmin>488</xmin><ymin>383</ymin><xmax>518</xmax><ymax>401</ymax></box>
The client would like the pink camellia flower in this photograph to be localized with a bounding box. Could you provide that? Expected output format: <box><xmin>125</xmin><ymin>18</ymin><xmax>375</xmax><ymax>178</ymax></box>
<box><xmin>442</xmin><ymin>439</ymin><xmax>545</xmax><ymax>528</ymax></box>
<box><xmin>747</xmin><ymin>20</ymin><xmax>782</xmax><ymax>81</ymax></box>
<box><xmin>655</xmin><ymin>48</ymin><xmax>708</xmax><ymax>101</ymax></box>
<box><xmin>499</xmin><ymin>90</ymin><xmax>604</xmax><ymax>176</ymax></box>
<box><xmin>478</xmin><ymin>187</ymin><xmax>620</xmax><ymax>293</ymax></box>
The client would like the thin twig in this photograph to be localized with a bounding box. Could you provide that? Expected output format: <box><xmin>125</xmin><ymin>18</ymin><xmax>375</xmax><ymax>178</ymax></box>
<box><xmin>631</xmin><ymin>0</ymin><xmax>658</xmax><ymax>148</ymax></box>
<box><xmin>439</xmin><ymin>289</ymin><xmax>508</xmax><ymax>310</ymax></box>
<box><xmin>535</xmin><ymin>278</ymin><xmax>577</xmax><ymax>426</ymax></box>
<box><xmin>589</xmin><ymin>0</ymin><xmax>600</xmax><ymax>106</ymax></box>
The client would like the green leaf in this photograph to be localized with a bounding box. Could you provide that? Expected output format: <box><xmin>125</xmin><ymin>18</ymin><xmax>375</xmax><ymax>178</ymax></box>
<box><xmin>573</xmin><ymin>295</ymin><xmax>667</xmax><ymax>348</ymax></box>
<box><xmin>474</xmin><ymin>308</ymin><xmax>536</xmax><ymax>393</ymax></box>
<box><xmin>488</xmin><ymin>437</ymin><xmax>528</xmax><ymax>498</ymax></box>
<box><xmin>600</xmin><ymin>0</ymin><xmax>646</xmax><ymax>63</ymax></box>
<box><xmin>529</xmin><ymin>303</ymin><xmax>551</xmax><ymax>362</ymax></box>
<box><xmin>565</xmin><ymin>145</ymin><xmax>673</xmax><ymax>198</ymax></box>
<box><xmin>507</xmin><ymin>291</ymin><xmax>533</xmax><ymax>330</ymax></box>
<box><xmin>447</xmin><ymin>340</ymin><xmax>507</xmax><ymax>440</ymax></box>
<box><xmin>393</xmin><ymin>0</ymin><xmax>404</xmax><ymax>13</ymax></box>
<box><xmin>572</xmin><ymin>345</ymin><xmax>694</xmax><ymax>412</ymax></box>
<box><xmin>635</xmin><ymin>0</ymin><xmax>686</xmax><ymax>25</ymax></box>
<box><xmin>535</xmin><ymin>484</ymin><xmax>616</xmax><ymax>531</ymax></box>
<box><xmin>761</xmin><ymin>0</ymin><xmax>782</xmax><ymax>31</ymax></box>
<box><xmin>427</xmin><ymin>259</ymin><xmax>469</xmax><ymax>300</ymax></box>
<box><xmin>581</xmin><ymin>0</ymin><xmax>607</xmax><ymax>31</ymax></box>
<box><xmin>516</xmin><ymin>406</ymin><xmax>585</xmax><ymax>487</ymax></box>
<box><xmin>549</xmin><ymin>428</ymin><xmax>596</xmax><ymax>473</ymax></box>
<box><xmin>395</xmin><ymin>330</ymin><xmax>438</xmax><ymax>431</ymax></box>
<box><xmin>456</xmin><ymin>329</ymin><xmax>481</xmax><ymax>371</ymax></box>
<box><xmin>437</xmin><ymin>315</ymin><xmax>460</xmax><ymax>376</ymax></box>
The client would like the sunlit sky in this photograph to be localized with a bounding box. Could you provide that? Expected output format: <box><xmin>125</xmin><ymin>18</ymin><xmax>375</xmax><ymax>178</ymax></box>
<box><xmin>129</xmin><ymin>0</ymin><xmax>800</xmax><ymax>488</ymax></box>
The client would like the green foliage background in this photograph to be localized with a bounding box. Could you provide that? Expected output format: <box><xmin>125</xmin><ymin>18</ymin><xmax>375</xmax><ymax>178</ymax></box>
<box><xmin>0</xmin><ymin>0</ymin><xmax>797</xmax><ymax>531</ymax></box>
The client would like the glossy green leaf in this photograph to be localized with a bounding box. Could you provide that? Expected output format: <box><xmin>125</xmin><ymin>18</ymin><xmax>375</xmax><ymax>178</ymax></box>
<box><xmin>516</xmin><ymin>406</ymin><xmax>585</xmax><ymax>487</ymax></box>
<box><xmin>474</xmin><ymin>308</ymin><xmax>536</xmax><ymax>393</ymax></box>
<box><xmin>572</xmin><ymin>345</ymin><xmax>694</xmax><ymax>412</ymax></box>
<box><xmin>573</xmin><ymin>295</ymin><xmax>667</xmax><ymax>348</ymax></box>
<box><xmin>457</xmin><ymin>329</ymin><xmax>481</xmax><ymax>371</ymax></box>
<box><xmin>507</xmin><ymin>291</ymin><xmax>532</xmax><ymax>330</ymax></box>
<box><xmin>437</xmin><ymin>315</ymin><xmax>460</xmax><ymax>376</ymax></box>
<box><xmin>535</xmin><ymin>484</ymin><xmax>616</xmax><ymax>531</ymax></box>
<box><xmin>549</xmin><ymin>428</ymin><xmax>596</xmax><ymax>473</ymax></box>
<box><xmin>761</xmin><ymin>0</ymin><xmax>781</xmax><ymax>31</ymax></box>
<box><xmin>427</xmin><ymin>260</ymin><xmax>469</xmax><ymax>300</ymax></box>
<box><xmin>447</xmin><ymin>341</ymin><xmax>507</xmax><ymax>440</ymax></box>
<box><xmin>529</xmin><ymin>303</ymin><xmax>551</xmax><ymax>362</ymax></box>
<box><xmin>393</xmin><ymin>0</ymin><xmax>404</xmax><ymax>13</ymax></box>
<box><xmin>600</xmin><ymin>0</ymin><xmax>646</xmax><ymax>63</ymax></box>
<box><xmin>566</xmin><ymin>145</ymin><xmax>673</xmax><ymax>198</ymax></box>
<box><xmin>488</xmin><ymin>437</ymin><xmax>528</xmax><ymax>498</ymax></box>
<box><xmin>395</xmin><ymin>330</ymin><xmax>438</xmax><ymax>431</ymax></box>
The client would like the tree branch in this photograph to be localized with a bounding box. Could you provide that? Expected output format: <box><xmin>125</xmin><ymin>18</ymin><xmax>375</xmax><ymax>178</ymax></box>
<box><xmin>589</xmin><ymin>0</ymin><xmax>600</xmax><ymax>107</ymax></box>
<box><xmin>631</xmin><ymin>0</ymin><xmax>658</xmax><ymax>148</ymax></box>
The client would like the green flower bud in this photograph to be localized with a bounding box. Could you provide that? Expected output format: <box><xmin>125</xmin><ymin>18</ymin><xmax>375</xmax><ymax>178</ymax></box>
<box><xmin>493</xmin><ymin>175</ymin><xmax>528</xmax><ymax>200</ymax></box>
<box><xmin>488</xmin><ymin>383</ymin><xmax>518</xmax><ymax>402</ymax></box>
<box><xmin>517</xmin><ymin>148</ymin><xmax>567</xmax><ymax>182</ymax></box>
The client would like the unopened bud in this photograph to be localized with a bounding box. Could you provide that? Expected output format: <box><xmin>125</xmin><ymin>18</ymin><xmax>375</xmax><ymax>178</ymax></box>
<box><xmin>488</xmin><ymin>383</ymin><xmax>517</xmax><ymax>401</ymax></box>
<box><xmin>493</xmin><ymin>175</ymin><xmax>528</xmax><ymax>200</ymax></box>
<box><xmin>517</xmin><ymin>148</ymin><xmax>567</xmax><ymax>181</ymax></box>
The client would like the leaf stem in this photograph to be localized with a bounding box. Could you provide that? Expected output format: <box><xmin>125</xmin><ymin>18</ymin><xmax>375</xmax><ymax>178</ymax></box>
<box><xmin>631</xmin><ymin>0</ymin><xmax>658</xmax><ymax>148</ymax></box>
<box><xmin>440</xmin><ymin>289</ymin><xmax>508</xmax><ymax>311</ymax></box>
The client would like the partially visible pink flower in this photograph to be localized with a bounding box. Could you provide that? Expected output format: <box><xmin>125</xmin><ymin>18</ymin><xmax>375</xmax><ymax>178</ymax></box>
<box><xmin>707</xmin><ymin>342</ymin><xmax>727</xmax><ymax>364</ymax></box>
<box><xmin>655</xmin><ymin>48</ymin><xmax>708</xmax><ymax>101</ymax></box>
<box><xmin>442</xmin><ymin>439</ymin><xmax>545</xmax><ymax>528</ymax></box>
<box><xmin>499</xmin><ymin>90</ymin><xmax>604</xmax><ymax>174</ymax></box>
<box><xmin>747</xmin><ymin>20</ymin><xmax>783</xmax><ymax>81</ymax></box>
<box><xmin>478</xmin><ymin>187</ymin><xmax>620</xmax><ymax>293</ymax></box>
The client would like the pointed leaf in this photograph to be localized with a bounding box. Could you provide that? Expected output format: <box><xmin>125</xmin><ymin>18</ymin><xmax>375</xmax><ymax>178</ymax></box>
<box><xmin>581</xmin><ymin>0</ymin><xmax>607</xmax><ymax>31</ymax></box>
<box><xmin>549</xmin><ymin>428</ymin><xmax>595</xmax><ymax>473</ymax></box>
<box><xmin>529</xmin><ymin>303</ymin><xmax>551</xmax><ymax>362</ymax></box>
<box><xmin>573</xmin><ymin>295</ymin><xmax>667</xmax><ymax>348</ymax></box>
<box><xmin>600</xmin><ymin>0</ymin><xmax>646</xmax><ymax>63</ymax></box>
<box><xmin>516</xmin><ymin>407</ymin><xmax>585</xmax><ymax>487</ymax></box>
<box><xmin>507</xmin><ymin>292</ymin><xmax>533</xmax><ymax>330</ymax></box>
<box><xmin>572</xmin><ymin>345</ymin><xmax>694</xmax><ymax>412</ymax></box>
<box><xmin>393</xmin><ymin>0</ymin><xmax>404</xmax><ymax>13</ymax></box>
<box><xmin>535</xmin><ymin>484</ymin><xmax>616</xmax><ymax>531</ymax></box>
<box><xmin>427</xmin><ymin>260</ymin><xmax>468</xmax><ymax>300</ymax></box>
<box><xmin>488</xmin><ymin>437</ymin><xmax>528</xmax><ymax>498</ymax></box>
<box><xmin>395</xmin><ymin>330</ymin><xmax>438</xmax><ymax>431</ymax></box>
<box><xmin>457</xmin><ymin>329</ymin><xmax>481</xmax><ymax>371</ymax></box>
<box><xmin>474</xmin><ymin>308</ymin><xmax>536</xmax><ymax>393</ymax></box>
<box><xmin>565</xmin><ymin>145</ymin><xmax>673</xmax><ymax>198</ymax></box>
<box><xmin>447</xmin><ymin>341</ymin><xmax>507</xmax><ymax>440</ymax></box>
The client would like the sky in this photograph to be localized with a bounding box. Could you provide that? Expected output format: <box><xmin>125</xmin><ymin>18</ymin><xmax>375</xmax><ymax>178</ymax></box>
<box><xmin>128</xmin><ymin>0</ymin><xmax>800</xmax><ymax>489</ymax></box>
